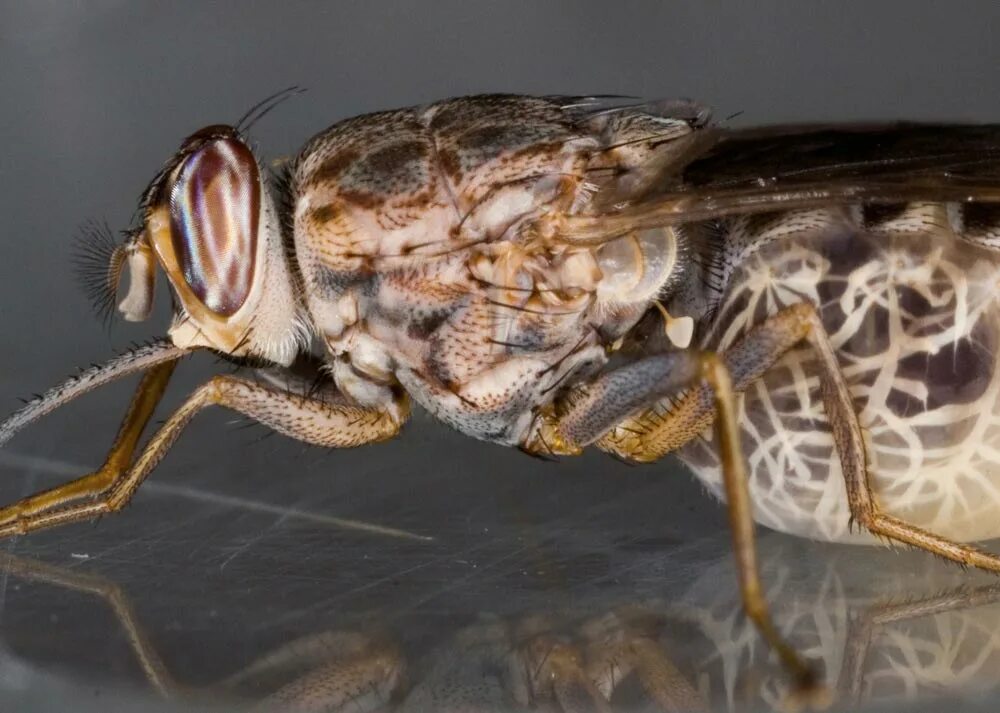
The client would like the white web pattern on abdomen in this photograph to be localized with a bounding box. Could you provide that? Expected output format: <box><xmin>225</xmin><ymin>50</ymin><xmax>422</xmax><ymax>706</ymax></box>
<box><xmin>678</xmin><ymin>215</ymin><xmax>1000</xmax><ymax>543</ymax></box>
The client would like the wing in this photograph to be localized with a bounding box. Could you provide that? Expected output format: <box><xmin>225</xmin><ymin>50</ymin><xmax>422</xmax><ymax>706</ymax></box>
<box><xmin>565</xmin><ymin>121</ymin><xmax>1000</xmax><ymax>244</ymax></box>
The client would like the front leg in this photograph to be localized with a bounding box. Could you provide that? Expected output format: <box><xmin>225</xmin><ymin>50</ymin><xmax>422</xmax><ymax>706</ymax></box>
<box><xmin>0</xmin><ymin>375</ymin><xmax>408</xmax><ymax>538</ymax></box>
<box><xmin>0</xmin><ymin>360</ymin><xmax>178</xmax><ymax>527</ymax></box>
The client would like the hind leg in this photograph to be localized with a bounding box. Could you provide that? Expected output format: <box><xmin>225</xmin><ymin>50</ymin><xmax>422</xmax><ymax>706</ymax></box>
<box><xmin>797</xmin><ymin>304</ymin><xmax>1000</xmax><ymax>570</ymax></box>
<box><xmin>595</xmin><ymin>301</ymin><xmax>1000</xmax><ymax>571</ymax></box>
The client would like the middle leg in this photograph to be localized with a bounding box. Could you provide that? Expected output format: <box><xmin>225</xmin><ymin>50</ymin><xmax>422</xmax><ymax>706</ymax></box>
<box><xmin>524</xmin><ymin>304</ymin><xmax>832</xmax><ymax>703</ymax></box>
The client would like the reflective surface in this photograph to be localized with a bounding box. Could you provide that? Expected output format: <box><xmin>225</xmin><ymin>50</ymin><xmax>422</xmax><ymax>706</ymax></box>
<box><xmin>2</xmin><ymin>421</ymin><xmax>1000</xmax><ymax>712</ymax></box>
<box><xmin>5</xmin><ymin>2</ymin><xmax>1000</xmax><ymax>712</ymax></box>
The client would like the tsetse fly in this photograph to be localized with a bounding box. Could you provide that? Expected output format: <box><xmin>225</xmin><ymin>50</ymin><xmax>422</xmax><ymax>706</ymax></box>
<box><xmin>4</xmin><ymin>92</ymin><xmax>1000</xmax><ymax>703</ymax></box>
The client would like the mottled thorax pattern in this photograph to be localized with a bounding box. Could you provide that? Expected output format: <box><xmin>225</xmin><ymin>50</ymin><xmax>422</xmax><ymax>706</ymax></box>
<box><xmin>289</xmin><ymin>95</ymin><xmax>676</xmax><ymax>444</ymax></box>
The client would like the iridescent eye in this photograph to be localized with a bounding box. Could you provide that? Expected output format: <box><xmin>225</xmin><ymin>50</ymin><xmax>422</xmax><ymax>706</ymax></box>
<box><xmin>169</xmin><ymin>138</ymin><xmax>260</xmax><ymax>317</ymax></box>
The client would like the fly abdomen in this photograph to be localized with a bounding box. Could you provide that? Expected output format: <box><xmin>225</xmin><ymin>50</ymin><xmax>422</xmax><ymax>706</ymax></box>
<box><xmin>860</xmin><ymin>200</ymin><xmax>1000</xmax><ymax>251</ymax></box>
<box><xmin>676</xmin><ymin>211</ymin><xmax>1000</xmax><ymax>543</ymax></box>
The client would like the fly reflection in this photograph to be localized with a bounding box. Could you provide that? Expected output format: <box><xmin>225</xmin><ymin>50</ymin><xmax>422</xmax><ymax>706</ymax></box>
<box><xmin>1</xmin><ymin>542</ymin><xmax>999</xmax><ymax>712</ymax></box>
<box><xmin>672</xmin><ymin>537</ymin><xmax>1000</xmax><ymax>711</ymax></box>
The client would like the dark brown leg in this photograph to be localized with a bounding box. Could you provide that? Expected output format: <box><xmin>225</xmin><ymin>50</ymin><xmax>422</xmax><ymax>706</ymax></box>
<box><xmin>526</xmin><ymin>306</ymin><xmax>830</xmax><ymax>706</ymax></box>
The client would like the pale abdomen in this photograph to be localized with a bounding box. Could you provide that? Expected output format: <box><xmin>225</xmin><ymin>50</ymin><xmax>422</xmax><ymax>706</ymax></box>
<box><xmin>678</xmin><ymin>213</ymin><xmax>1000</xmax><ymax>543</ymax></box>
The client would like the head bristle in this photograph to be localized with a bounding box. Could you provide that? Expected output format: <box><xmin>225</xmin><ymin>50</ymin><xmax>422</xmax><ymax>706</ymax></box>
<box><xmin>71</xmin><ymin>219</ymin><xmax>126</xmax><ymax>327</ymax></box>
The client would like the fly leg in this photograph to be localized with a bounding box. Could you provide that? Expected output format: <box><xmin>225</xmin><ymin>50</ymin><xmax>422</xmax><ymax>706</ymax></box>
<box><xmin>0</xmin><ymin>375</ymin><xmax>408</xmax><ymax>538</ymax></box>
<box><xmin>525</xmin><ymin>303</ymin><xmax>832</xmax><ymax>707</ymax></box>
<box><xmin>567</xmin><ymin>299</ymin><xmax>1000</xmax><ymax>699</ymax></box>
<box><xmin>519</xmin><ymin>635</ymin><xmax>614</xmax><ymax>713</ymax></box>
<box><xmin>594</xmin><ymin>303</ymin><xmax>820</xmax><ymax>463</ymax></box>
<box><xmin>582</xmin><ymin>609</ymin><xmax>707</xmax><ymax>713</ymax></box>
<box><xmin>0</xmin><ymin>551</ymin><xmax>409</xmax><ymax>707</ymax></box>
<box><xmin>837</xmin><ymin>584</ymin><xmax>1000</xmax><ymax>708</ymax></box>
<box><xmin>0</xmin><ymin>361</ymin><xmax>177</xmax><ymax>527</ymax></box>
<box><xmin>600</xmin><ymin>302</ymin><xmax>1000</xmax><ymax>573</ymax></box>
<box><xmin>787</xmin><ymin>307</ymin><xmax>1000</xmax><ymax>572</ymax></box>
<box><xmin>612</xmin><ymin>300</ymin><xmax>1000</xmax><ymax>573</ymax></box>
<box><xmin>0</xmin><ymin>551</ymin><xmax>176</xmax><ymax>695</ymax></box>
<box><xmin>223</xmin><ymin>631</ymin><xmax>406</xmax><ymax>711</ymax></box>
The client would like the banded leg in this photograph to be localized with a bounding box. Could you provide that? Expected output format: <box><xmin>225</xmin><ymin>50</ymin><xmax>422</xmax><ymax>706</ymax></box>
<box><xmin>0</xmin><ymin>376</ymin><xmax>408</xmax><ymax>538</ymax></box>
<box><xmin>0</xmin><ymin>361</ymin><xmax>177</xmax><ymax>526</ymax></box>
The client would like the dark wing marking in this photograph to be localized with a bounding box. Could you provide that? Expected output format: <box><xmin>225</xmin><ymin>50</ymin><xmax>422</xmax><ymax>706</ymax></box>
<box><xmin>566</xmin><ymin>123</ymin><xmax>1000</xmax><ymax>244</ymax></box>
<box><xmin>681</xmin><ymin>123</ymin><xmax>1000</xmax><ymax>188</ymax></box>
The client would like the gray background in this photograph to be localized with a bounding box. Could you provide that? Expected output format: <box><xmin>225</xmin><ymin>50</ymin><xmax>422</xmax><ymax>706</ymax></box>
<box><xmin>2</xmin><ymin>2</ymin><xmax>1000</xmax><ymax>712</ymax></box>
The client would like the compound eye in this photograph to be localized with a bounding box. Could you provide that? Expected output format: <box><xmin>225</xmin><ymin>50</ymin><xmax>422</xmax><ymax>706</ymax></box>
<box><xmin>169</xmin><ymin>137</ymin><xmax>260</xmax><ymax>317</ymax></box>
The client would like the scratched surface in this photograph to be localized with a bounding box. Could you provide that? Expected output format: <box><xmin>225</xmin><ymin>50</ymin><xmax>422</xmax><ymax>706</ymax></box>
<box><xmin>2</xmin><ymin>425</ymin><xmax>1000</xmax><ymax>713</ymax></box>
<box><xmin>5</xmin><ymin>2</ymin><xmax>1000</xmax><ymax>712</ymax></box>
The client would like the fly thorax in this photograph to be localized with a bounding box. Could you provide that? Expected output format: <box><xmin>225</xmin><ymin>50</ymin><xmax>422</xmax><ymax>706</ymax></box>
<box><xmin>469</xmin><ymin>242</ymin><xmax>600</xmax><ymax>313</ymax></box>
<box><xmin>313</xmin><ymin>291</ymin><xmax>362</xmax><ymax>345</ymax></box>
<box><xmin>329</xmin><ymin>330</ymin><xmax>397</xmax><ymax>408</ymax></box>
<box><xmin>594</xmin><ymin>227</ymin><xmax>682</xmax><ymax>305</ymax></box>
<box><xmin>589</xmin><ymin>227</ymin><xmax>688</xmax><ymax>342</ymax></box>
